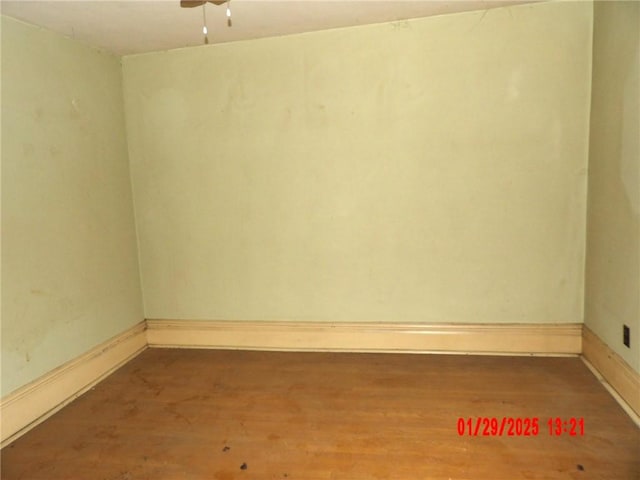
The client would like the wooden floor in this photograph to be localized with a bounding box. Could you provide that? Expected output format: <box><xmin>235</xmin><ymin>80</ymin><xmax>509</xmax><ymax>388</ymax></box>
<box><xmin>2</xmin><ymin>349</ymin><xmax>639</xmax><ymax>479</ymax></box>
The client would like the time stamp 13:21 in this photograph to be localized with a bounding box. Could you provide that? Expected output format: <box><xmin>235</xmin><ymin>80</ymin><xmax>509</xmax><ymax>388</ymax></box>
<box><xmin>457</xmin><ymin>417</ymin><xmax>585</xmax><ymax>437</ymax></box>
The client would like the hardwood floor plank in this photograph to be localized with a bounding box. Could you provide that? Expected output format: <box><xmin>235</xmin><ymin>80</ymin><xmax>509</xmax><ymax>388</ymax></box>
<box><xmin>2</xmin><ymin>349</ymin><xmax>639</xmax><ymax>479</ymax></box>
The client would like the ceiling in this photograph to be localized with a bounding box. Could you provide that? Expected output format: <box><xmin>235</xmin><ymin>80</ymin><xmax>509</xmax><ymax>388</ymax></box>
<box><xmin>1</xmin><ymin>0</ymin><xmax>538</xmax><ymax>56</ymax></box>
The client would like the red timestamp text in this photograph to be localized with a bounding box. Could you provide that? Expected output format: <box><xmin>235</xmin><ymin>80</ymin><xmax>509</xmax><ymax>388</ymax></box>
<box><xmin>457</xmin><ymin>417</ymin><xmax>540</xmax><ymax>436</ymax></box>
<box><xmin>547</xmin><ymin>417</ymin><xmax>585</xmax><ymax>436</ymax></box>
<box><xmin>456</xmin><ymin>417</ymin><xmax>585</xmax><ymax>437</ymax></box>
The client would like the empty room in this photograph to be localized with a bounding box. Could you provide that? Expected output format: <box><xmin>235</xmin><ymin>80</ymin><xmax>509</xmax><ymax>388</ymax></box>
<box><xmin>1</xmin><ymin>0</ymin><xmax>639</xmax><ymax>478</ymax></box>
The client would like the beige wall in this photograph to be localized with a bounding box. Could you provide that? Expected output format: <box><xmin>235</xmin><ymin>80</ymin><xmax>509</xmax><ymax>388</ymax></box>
<box><xmin>122</xmin><ymin>1</ymin><xmax>592</xmax><ymax>323</ymax></box>
<box><xmin>1</xmin><ymin>17</ymin><xmax>144</xmax><ymax>396</ymax></box>
<box><xmin>585</xmin><ymin>1</ymin><xmax>639</xmax><ymax>373</ymax></box>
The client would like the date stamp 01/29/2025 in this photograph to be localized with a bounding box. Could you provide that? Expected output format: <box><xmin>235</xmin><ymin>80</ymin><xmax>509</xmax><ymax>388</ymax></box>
<box><xmin>456</xmin><ymin>417</ymin><xmax>585</xmax><ymax>437</ymax></box>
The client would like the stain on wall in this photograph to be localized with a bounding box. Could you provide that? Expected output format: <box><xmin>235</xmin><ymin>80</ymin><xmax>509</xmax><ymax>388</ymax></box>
<box><xmin>122</xmin><ymin>2</ymin><xmax>593</xmax><ymax>324</ymax></box>
<box><xmin>1</xmin><ymin>17</ymin><xmax>144</xmax><ymax>396</ymax></box>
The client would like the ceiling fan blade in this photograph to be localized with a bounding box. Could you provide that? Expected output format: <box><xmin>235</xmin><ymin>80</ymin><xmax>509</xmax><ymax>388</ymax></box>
<box><xmin>180</xmin><ymin>0</ymin><xmax>206</xmax><ymax>7</ymax></box>
<box><xmin>180</xmin><ymin>0</ymin><xmax>226</xmax><ymax>7</ymax></box>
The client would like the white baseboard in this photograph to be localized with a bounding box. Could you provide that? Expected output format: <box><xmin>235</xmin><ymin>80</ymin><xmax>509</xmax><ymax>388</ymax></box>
<box><xmin>0</xmin><ymin>322</ymin><xmax>147</xmax><ymax>447</ymax></box>
<box><xmin>582</xmin><ymin>326</ymin><xmax>640</xmax><ymax>417</ymax></box>
<box><xmin>0</xmin><ymin>320</ymin><xmax>586</xmax><ymax>447</ymax></box>
<box><xmin>146</xmin><ymin>319</ymin><xmax>582</xmax><ymax>355</ymax></box>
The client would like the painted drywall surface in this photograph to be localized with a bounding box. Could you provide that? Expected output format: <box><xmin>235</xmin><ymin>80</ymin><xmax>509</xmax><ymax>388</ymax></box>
<box><xmin>122</xmin><ymin>2</ymin><xmax>592</xmax><ymax>323</ymax></box>
<box><xmin>1</xmin><ymin>17</ymin><xmax>144</xmax><ymax>396</ymax></box>
<box><xmin>0</xmin><ymin>16</ymin><xmax>4</xmax><ymax>384</ymax></box>
<box><xmin>585</xmin><ymin>2</ymin><xmax>639</xmax><ymax>373</ymax></box>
